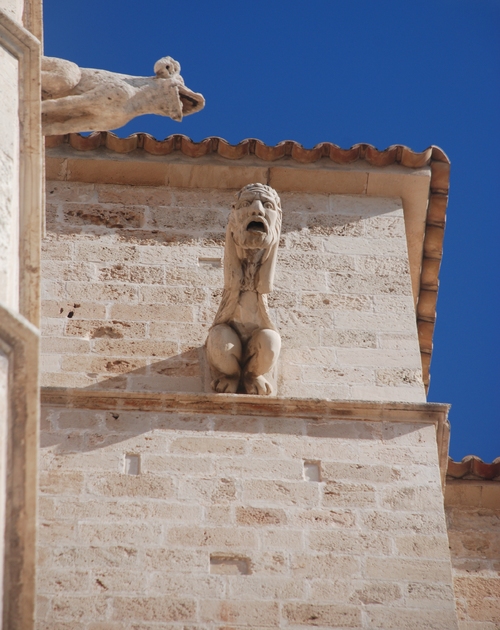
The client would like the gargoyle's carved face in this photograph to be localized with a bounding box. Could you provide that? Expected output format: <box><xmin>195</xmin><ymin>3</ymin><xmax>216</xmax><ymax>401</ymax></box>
<box><xmin>230</xmin><ymin>186</ymin><xmax>281</xmax><ymax>251</ymax></box>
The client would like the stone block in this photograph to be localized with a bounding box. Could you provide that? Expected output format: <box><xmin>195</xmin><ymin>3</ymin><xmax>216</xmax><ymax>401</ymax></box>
<box><xmin>74</xmin><ymin>241</ymin><xmax>139</xmax><ymax>263</ymax></box>
<box><xmin>167</xmin><ymin>527</ymin><xmax>256</xmax><ymax>549</ymax></box>
<box><xmin>149</xmin><ymin>574</ymin><xmax>226</xmax><ymax>599</ymax></box>
<box><xmin>242</xmin><ymin>480</ymin><xmax>320</xmax><ymax>507</ymax></box>
<box><xmin>143</xmin><ymin>454</ymin><xmax>213</xmax><ymax>476</ymax></box>
<box><xmin>228</xmin><ymin>576</ymin><xmax>305</xmax><ymax>600</ymax></box>
<box><xmin>364</xmin><ymin>557</ymin><xmax>452</xmax><ymax>582</ymax></box>
<box><xmin>78</xmin><ymin>523</ymin><xmax>164</xmax><ymax>547</ymax></box>
<box><xmin>215</xmin><ymin>457</ymin><xmax>302</xmax><ymax>480</ymax></box>
<box><xmin>64</xmin><ymin>281</ymin><xmax>139</xmax><ymax>303</ymax></box>
<box><xmin>47</xmin><ymin>181</ymin><xmax>96</xmax><ymax>203</ymax></box>
<box><xmin>322</xmin><ymin>481</ymin><xmax>377</xmax><ymax>507</ymax></box>
<box><xmin>381</xmin><ymin>486</ymin><xmax>444</xmax><ymax>512</ymax></box>
<box><xmin>179</xmin><ymin>478</ymin><xmax>237</xmax><ymax>505</ymax></box>
<box><xmin>91</xmin><ymin>339</ymin><xmax>178</xmax><ymax>357</ymax></box>
<box><xmin>205</xmin><ymin>505</ymin><xmax>233</xmax><ymax>525</ymax></box>
<box><xmin>321</xmin><ymin>462</ymin><xmax>397</xmax><ymax>484</ymax></box>
<box><xmin>361</xmin><ymin>510</ymin><xmax>447</xmax><ymax>535</ymax></box>
<box><xmin>199</xmin><ymin>599</ymin><xmax>280</xmax><ymax>626</ymax></box>
<box><xmin>142</xmin><ymin>548</ymin><xmax>207</xmax><ymax>572</ymax></box>
<box><xmin>37</xmin><ymin>569</ymin><xmax>90</xmax><ymax>594</ymax></box>
<box><xmin>61</xmin><ymin>202</ymin><xmax>145</xmax><ymax>228</ymax></box>
<box><xmin>300</xmin><ymin>292</ymin><xmax>372</xmax><ymax>312</ymax></box>
<box><xmin>38</xmin><ymin>521</ymin><xmax>77</xmax><ymax>545</ymax></box>
<box><xmin>42</xmin><ymin>300</ymin><xmax>107</xmax><ymax>320</ymax></box>
<box><xmin>39</xmin><ymin>471</ymin><xmax>84</xmax><ymax>495</ymax></box>
<box><xmin>170</xmin><ymin>437</ymin><xmax>246</xmax><ymax>455</ymax></box>
<box><xmin>282</xmin><ymin>602</ymin><xmax>361</xmax><ymax>627</ymax></box>
<box><xmin>260</xmin><ymin>528</ymin><xmax>304</xmax><ymax>550</ymax></box>
<box><xmin>110</xmin><ymin>303</ymin><xmax>194</xmax><ymax>322</ymax></box>
<box><xmin>236</xmin><ymin>507</ymin><xmax>287</xmax><ymax>526</ymax></box>
<box><xmin>291</xmin><ymin>552</ymin><xmax>360</xmax><ymax>579</ymax></box>
<box><xmin>365</xmin><ymin>607</ymin><xmax>458</xmax><ymax>629</ymax></box>
<box><xmin>290</xmin><ymin>508</ymin><xmax>356</xmax><ymax>529</ymax></box>
<box><xmin>309</xmin><ymin>530</ymin><xmax>391</xmax><ymax>555</ymax></box>
<box><xmin>86</xmin><ymin>473</ymin><xmax>174</xmax><ymax>499</ymax></box>
<box><xmin>42</xmin><ymin>260</ymin><xmax>96</xmax><ymax>282</ymax></box>
<box><xmin>395</xmin><ymin>534</ymin><xmax>451</xmax><ymax>558</ymax></box>
<box><xmin>111</xmin><ymin>597</ymin><xmax>197</xmax><ymax>622</ymax></box>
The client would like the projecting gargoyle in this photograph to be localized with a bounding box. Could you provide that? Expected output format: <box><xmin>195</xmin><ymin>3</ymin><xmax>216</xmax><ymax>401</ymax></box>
<box><xmin>206</xmin><ymin>183</ymin><xmax>282</xmax><ymax>396</ymax></box>
<box><xmin>41</xmin><ymin>55</ymin><xmax>205</xmax><ymax>135</ymax></box>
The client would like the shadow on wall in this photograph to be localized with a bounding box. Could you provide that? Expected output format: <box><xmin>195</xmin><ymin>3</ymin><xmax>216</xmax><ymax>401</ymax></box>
<box><xmin>41</xmin><ymin>185</ymin><xmax>412</xmax><ymax>398</ymax></box>
<box><xmin>40</xmin><ymin>402</ymin><xmax>425</xmax><ymax>455</ymax></box>
<box><xmin>44</xmin><ymin>182</ymin><xmax>387</xmax><ymax>240</ymax></box>
<box><xmin>79</xmin><ymin>347</ymin><xmax>209</xmax><ymax>394</ymax></box>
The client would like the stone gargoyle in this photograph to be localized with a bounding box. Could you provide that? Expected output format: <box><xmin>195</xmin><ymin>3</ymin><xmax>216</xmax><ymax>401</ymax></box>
<box><xmin>206</xmin><ymin>183</ymin><xmax>282</xmax><ymax>396</ymax></box>
<box><xmin>41</xmin><ymin>55</ymin><xmax>205</xmax><ymax>135</ymax></box>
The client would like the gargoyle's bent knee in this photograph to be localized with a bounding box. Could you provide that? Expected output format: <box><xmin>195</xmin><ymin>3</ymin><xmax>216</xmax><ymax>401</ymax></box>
<box><xmin>206</xmin><ymin>324</ymin><xmax>242</xmax><ymax>377</ymax></box>
<box><xmin>246</xmin><ymin>329</ymin><xmax>281</xmax><ymax>377</ymax></box>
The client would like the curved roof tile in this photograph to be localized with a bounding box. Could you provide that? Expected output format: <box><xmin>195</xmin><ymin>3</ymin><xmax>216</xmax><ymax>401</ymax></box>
<box><xmin>447</xmin><ymin>456</ymin><xmax>500</xmax><ymax>481</ymax></box>
<box><xmin>45</xmin><ymin>131</ymin><xmax>450</xmax><ymax>170</ymax></box>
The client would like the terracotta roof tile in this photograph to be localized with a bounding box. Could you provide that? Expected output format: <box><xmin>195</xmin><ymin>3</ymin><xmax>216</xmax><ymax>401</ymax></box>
<box><xmin>45</xmin><ymin>132</ymin><xmax>451</xmax><ymax>391</ymax></box>
<box><xmin>447</xmin><ymin>456</ymin><xmax>500</xmax><ymax>481</ymax></box>
<box><xmin>45</xmin><ymin>132</ymin><xmax>449</xmax><ymax>168</ymax></box>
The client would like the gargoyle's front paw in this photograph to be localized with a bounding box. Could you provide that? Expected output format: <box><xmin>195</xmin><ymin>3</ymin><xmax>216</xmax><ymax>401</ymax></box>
<box><xmin>212</xmin><ymin>376</ymin><xmax>239</xmax><ymax>394</ymax></box>
<box><xmin>244</xmin><ymin>375</ymin><xmax>273</xmax><ymax>396</ymax></box>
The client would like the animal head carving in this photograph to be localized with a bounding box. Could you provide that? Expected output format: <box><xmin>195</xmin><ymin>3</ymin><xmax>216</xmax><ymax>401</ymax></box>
<box><xmin>154</xmin><ymin>56</ymin><xmax>181</xmax><ymax>79</ymax></box>
<box><xmin>224</xmin><ymin>184</ymin><xmax>282</xmax><ymax>294</ymax></box>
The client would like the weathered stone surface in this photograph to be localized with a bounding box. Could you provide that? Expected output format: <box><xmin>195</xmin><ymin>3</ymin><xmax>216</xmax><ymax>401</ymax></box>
<box><xmin>36</xmin><ymin>399</ymin><xmax>457</xmax><ymax>628</ymax></box>
<box><xmin>41</xmin><ymin>181</ymin><xmax>426</xmax><ymax>401</ymax></box>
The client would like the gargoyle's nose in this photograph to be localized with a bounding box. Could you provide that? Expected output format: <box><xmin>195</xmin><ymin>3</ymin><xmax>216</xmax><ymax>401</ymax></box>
<box><xmin>250</xmin><ymin>200</ymin><xmax>265</xmax><ymax>216</ymax></box>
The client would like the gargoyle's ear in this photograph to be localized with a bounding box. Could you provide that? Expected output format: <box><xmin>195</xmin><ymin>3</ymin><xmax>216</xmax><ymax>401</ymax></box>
<box><xmin>223</xmin><ymin>221</ymin><xmax>243</xmax><ymax>290</ymax></box>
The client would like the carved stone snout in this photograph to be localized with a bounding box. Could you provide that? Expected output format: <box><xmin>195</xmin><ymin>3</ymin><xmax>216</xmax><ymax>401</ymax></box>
<box><xmin>206</xmin><ymin>184</ymin><xmax>282</xmax><ymax>396</ymax></box>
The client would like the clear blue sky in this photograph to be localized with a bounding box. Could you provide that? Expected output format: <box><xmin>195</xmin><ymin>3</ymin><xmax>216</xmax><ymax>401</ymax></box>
<box><xmin>43</xmin><ymin>0</ymin><xmax>500</xmax><ymax>462</ymax></box>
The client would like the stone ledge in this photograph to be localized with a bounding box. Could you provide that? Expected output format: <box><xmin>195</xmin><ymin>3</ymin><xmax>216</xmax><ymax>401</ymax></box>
<box><xmin>41</xmin><ymin>387</ymin><xmax>450</xmax><ymax>488</ymax></box>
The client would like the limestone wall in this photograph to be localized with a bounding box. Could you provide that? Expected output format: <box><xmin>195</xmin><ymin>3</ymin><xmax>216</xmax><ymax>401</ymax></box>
<box><xmin>445</xmin><ymin>482</ymin><xmax>500</xmax><ymax>629</ymax></box>
<box><xmin>41</xmin><ymin>181</ymin><xmax>425</xmax><ymax>402</ymax></box>
<box><xmin>36</xmin><ymin>396</ymin><xmax>457</xmax><ymax>629</ymax></box>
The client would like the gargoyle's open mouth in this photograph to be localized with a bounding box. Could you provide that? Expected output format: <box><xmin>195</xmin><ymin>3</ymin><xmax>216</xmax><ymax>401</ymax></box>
<box><xmin>178</xmin><ymin>85</ymin><xmax>205</xmax><ymax>116</ymax></box>
<box><xmin>246</xmin><ymin>219</ymin><xmax>267</xmax><ymax>233</ymax></box>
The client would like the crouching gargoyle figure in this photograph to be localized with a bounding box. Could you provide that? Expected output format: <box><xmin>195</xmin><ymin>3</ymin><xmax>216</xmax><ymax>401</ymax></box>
<box><xmin>41</xmin><ymin>55</ymin><xmax>205</xmax><ymax>135</ymax></box>
<box><xmin>206</xmin><ymin>183</ymin><xmax>282</xmax><ymax>396</ymax></box>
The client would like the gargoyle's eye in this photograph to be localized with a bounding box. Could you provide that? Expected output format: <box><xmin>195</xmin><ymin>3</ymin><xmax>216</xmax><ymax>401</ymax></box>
<box><xmin>240</xmin><ymin>201</ymin><xmax>250</xmax><ymax>207</ymax></box>
<box><xmin>264</xmin><ymin>201</ymin><xmax>274</xmax><ymax>209</ymax></box>
<box><xmin>165</xmin><ymin>65</ymin><xmax>170</xmax><ymax>70</ymax></box>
